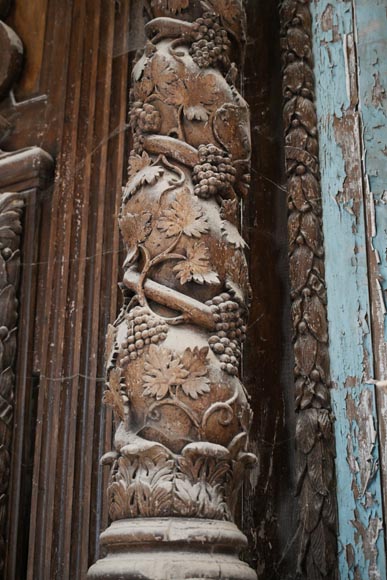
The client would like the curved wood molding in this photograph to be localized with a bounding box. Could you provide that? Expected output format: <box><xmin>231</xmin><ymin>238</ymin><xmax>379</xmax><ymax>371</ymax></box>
<box><xmin>280</xmin><ymin>1</ymin><xmax>338</xmax><ymax>578</ymax></box>
<box><xmin>88</xmin><ymin>1</ymin><xmax>257</xmax><ymax>578</ymax></box>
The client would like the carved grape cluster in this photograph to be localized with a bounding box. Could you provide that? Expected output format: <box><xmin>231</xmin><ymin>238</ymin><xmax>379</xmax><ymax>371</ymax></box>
<box><xmin>193</xmin><ymin>144</ymin><xmax>236</xmax><ymax>199</ymax></box>
<box><xmin>190</xmin><ymin>12</ymin><xmax>231</xmax><ymax>69</ymax></box>
<box><xmin>119</xmin><ymin>306</ymin><xmax>168</xmax><ymax>366</ymax></box>
<box><xmin>206</xmin><ymin>293</ymin><xmax>247</xmax><ymax>376</ymax></box>
<box><xmin>129</xmin><ymin>101</ymin><xmax>161</xmax><ymax>151</ymax></box>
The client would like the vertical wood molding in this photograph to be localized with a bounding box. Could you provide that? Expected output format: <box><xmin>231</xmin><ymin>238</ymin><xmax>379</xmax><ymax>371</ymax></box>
<box><xmin>0</xmin><ymin>147</ymin><xmax>54</xmax><ymax>580</ymax></box>
<box><xmin>0</xmin><ymin>191</ymin><xmax>24</xmax><ymax>574</ymax></box>
<box><xmin>88</xmin><ymin>1</ymin><xmax>257</xmax><ymax>578</ymax></box>
<box><xmin>353</xmin><ymin>0</ymin><xmax>387</xmax><ymax>530</ymax></box>
<box><xmin>280</xmin><ymin>1</ymin><xmax>338</xmax><ymax>578</ymax></box>
<box><xmin>23</xmin><ymin>2</ymin><xmax>131</xmax><ymax>578</ymax></box>
<box><xmin>310</xmin><ymin>0</ymin><xmax>387</xmax><ymax>577</ymax></box>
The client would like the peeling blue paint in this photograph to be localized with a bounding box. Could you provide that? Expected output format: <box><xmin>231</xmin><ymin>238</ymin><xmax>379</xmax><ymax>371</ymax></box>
<box><xmin>355</xmin><ymin>0</ymin><xmax>387</xmax><ymax>341</ymax></box>
<box><xmin>311</xmin><ymin>1</ymin><xmax>387</xmax><ymax>578</ymax></box>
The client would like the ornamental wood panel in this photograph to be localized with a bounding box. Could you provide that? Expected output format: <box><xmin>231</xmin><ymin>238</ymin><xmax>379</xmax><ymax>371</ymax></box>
<box><xmin>1</xmin><ymin>1</ymin><xmax>298</xmax><ymax>578</ymax></box>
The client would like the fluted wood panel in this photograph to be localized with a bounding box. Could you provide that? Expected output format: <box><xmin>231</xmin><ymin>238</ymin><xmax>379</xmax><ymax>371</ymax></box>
<box><xmin>3</xmin><ymin>1</ymin><xmax>133</xmax><ymax>578</ymax></box>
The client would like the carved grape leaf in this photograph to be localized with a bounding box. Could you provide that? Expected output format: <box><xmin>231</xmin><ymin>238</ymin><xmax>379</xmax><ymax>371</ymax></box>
<box><xmin>123</xmin><ymin>165</ymin><xmax>164</xmax><ymax>202</ymax></box>
<box><xmin>220</xmin><ymin>199</ymin><xmax>238</xmax><ymax>227</ymax></box>
<box><xmin>225</xmin><ymin>250</ymin><xmax>251</xmax><ymax>306</ymax></box>
<box><xmin>157</xmin><ymin>72</ymin><xmax>218</xmax><ymax>122</ymax></box>
<box><xmin>105</xmin><ymin>323</ymin><xmax>117</xmax><ymax>368</ymax></box>
<box><xmin>180</xmin><ymin>347</ymin><xmax>210</xmax><ymax>399</ymax></box>
<box><xmin>173</xmin><ymin>242</ymin><xmax>219</xmax><ymax>285</ymax></box>
<box><xmin>133</xmin><ymin>56</ymin><xmax>154</xmax><ymax>101</ymax></box>
<box><xmin>143</xmin><ymin>345</ymin><xmax>189</xmax><ymax>400</ymax></box>
<box><xmin>103</xmin><ymin>368</ymin><xmax>125</xmax><ymax>421</ymax></box>
<box><xmin>127</xmin><ymin>151</ymin><xmax>152</xmax><ymax>179</ymax></box>
<box><xmin>151</xmin><ymin>54</ymin><xmax>179</xmax><ymax>94</ymax></box>
<box><xmin>203</xmin><ymin>0</ymin><xmax>245</xmax><ymax>43</ymax></box>
<box><xmin>150</xmin><ymin>0</ymin><xmax>189</xmax><ymax>15</ymax></box>
<box><xmin>220</xmin><ymin>220</ymin><xmax>246</xmax><ymax>249</ymax></box>
<box><xmin>119</xmin><ymin>211</ymin><xmax>152</xmax><ymax>266</ymax></box>
<box><xmin>157</xmin><ymin>191</ymin><xmax>208</xmax><ymax>238</ymax></box>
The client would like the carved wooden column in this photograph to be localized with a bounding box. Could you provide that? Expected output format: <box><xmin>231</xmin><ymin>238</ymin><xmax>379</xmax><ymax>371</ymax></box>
<box><xmin>88</xmin><ymin>1</ymin><xmax>257</xmax><ymax>578</ymax></box>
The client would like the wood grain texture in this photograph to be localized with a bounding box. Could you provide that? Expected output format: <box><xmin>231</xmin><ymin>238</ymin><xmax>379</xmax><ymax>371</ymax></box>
<box><xmin>1</xmin><ymin>1</ymin><xmax>298</xmax><ymax>577</ymax></box>
<box><xmin>0</xmin><ymin>2</ymin><xmax>130</xmax><ymax>578</ymax></box>
<box><xmin>311</xmin><ymin>1</ymin><xmax>387</xmax><ymax>578</ymax></box>
<box><xmin>353</xmin><ymin>0</ymin><xmax>387</xmax><ymax>527</ymax></box>
<box><xmin>0</xmin><ymin>147</ymin><xmax>54</xmax><ymax>580</ymax></box>
<box><xmin>241</xmin><ymin>2</ymin><xmax>298</xmax><ymax>579</ymax></box>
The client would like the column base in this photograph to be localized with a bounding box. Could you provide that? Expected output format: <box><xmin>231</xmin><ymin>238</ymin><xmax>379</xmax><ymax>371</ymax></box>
<box><xmin>87</xmin><ymin>518</ymin><xmax>257</xmax><ymax>580</ymax></box>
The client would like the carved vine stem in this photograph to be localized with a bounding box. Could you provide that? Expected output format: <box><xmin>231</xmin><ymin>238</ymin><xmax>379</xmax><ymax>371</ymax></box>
<box><xmin>280</xmin><ymin>2</ymin><xmax>338</xmax><ymax>578</ymax></box>
<box><xmin>89</xmin><ymin>1</ymin><xmax>256</xmax><ymax>578</ymax></box>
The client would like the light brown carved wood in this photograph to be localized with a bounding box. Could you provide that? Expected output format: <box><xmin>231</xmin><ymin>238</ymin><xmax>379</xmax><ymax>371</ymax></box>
<box><xmin>280</xmin><ymin>1</ymin><xmax>338</xmax><ymax>578</ymax></box>
<box><xmin>88</xmin><ymin>1</ymin><xmax>257</xmax><ymax>578</ymax></box>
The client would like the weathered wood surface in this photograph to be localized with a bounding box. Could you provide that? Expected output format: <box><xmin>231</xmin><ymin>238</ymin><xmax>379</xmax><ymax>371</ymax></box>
<box><xmin>0</xmin><ymin>147</ymin><xmax>54</xmax><ymax>580</ymax></box>
<box><xmin>311</xmin><ymin>1</ymin><xmax>387</xmax><ymax>578</ymax></box>
<box><xmin>354</xmin><ymin>0</ymin><xmax>387</xmax><ymax>529</ymax></box>
<box><xmin>1</xmin><ymin>1</ymin><xmax>296</xmax><ymax>578</ymax></box>
<box><xmin>280</xmin><ymin>1</ymin><xmax>338</xmax><ymax>578</ymax></box>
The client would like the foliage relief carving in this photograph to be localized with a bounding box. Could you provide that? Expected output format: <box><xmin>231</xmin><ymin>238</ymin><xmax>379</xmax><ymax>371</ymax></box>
<box><xmin>280</xmin><ymin>1</ymin><xmax>338</xmax><ymax>579</ymax></box>
<box><xmin>101</xmin><ymin>0</ymin><xmax>255</xmax><ymax>531</ymax></box>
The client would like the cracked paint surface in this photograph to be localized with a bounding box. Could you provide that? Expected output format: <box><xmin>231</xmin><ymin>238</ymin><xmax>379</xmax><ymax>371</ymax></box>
<box><xmin>311</xmin><ymin>0</ymin><xmax>386</xmax><ymax>578</ymax></box>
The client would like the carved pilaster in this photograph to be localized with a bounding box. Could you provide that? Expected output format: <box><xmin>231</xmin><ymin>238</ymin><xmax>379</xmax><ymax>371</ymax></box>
<box><xmin>0</xmin><ymin>191</ymin><xmax>23</xmax><ymax>574</ymax></box>
<box><xmin>0</xmin><ymin>2</ymin><xmax>24</xmax><ymax>573</ymax></box>
<box><xmin>280</xmin><ymin>2</ymin><xmax>338</xmax><ymax>579</ymax></box>
<box><xmin>88</xmin><ymin>1</ymin><xmax>256</xmax><ymax>578</ymax></box>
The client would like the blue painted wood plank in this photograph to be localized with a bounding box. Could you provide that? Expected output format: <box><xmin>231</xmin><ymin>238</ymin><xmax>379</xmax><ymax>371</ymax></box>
<box><xmin>311</xmin><ymin>1</ymin><xmax>386</xmax><ymax>577</ymax></box>
<box><xmin>353</xmin><ymin>0</ymin><xmax>387</xmax><ymax>556</ymax></box>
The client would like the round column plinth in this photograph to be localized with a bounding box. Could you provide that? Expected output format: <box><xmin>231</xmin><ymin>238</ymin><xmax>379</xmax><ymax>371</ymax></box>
<box><xmin>87</xmin><ymin>518</ymin><xmax>257</xmax><ymax>580</ymax></box>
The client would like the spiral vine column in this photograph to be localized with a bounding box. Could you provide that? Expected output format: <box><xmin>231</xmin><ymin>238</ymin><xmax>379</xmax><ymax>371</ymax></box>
<box><xmin>88</xmin><ymin>1</ymin><xmax>257</xmax><ymax>578</ymax></box>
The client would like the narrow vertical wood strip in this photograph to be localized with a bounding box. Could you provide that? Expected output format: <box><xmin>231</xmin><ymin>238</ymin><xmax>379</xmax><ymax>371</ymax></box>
<box><xmin>280</xmin><ymin>1</ymin><xmax>338</xmax><ymax>578</ymax></box>
<box><xmin>352</xmin><ymin>0</ymin><xmax>387</xmax><ymax>529</ymax></box>
<box><xmin>310</xmin><ymin>1</ymin><xmax>387</xmax><ymax>577</ymax></box>
<box><xmin>0</xmin><ymin>192</ymin><xmax>24</xmax><ymax>573</ymax></box>
<box><xmin>72</xmin><ymin>1</ymin><xmax>115</xmax><ymax>575</ymax></box>
<box><xmin>92</xmin><ymin>0</ymin><xmax>131</xmax><ymax>556</ymax></box>
<box><xmin>55</xmin><ymin>1</ymin><xmax>103</xmax><ymax>577</ymax></box>
<box><xmin>27</xmin><ymin>1</ymin><xmax>87</xmax><ymax>577</ymax></box>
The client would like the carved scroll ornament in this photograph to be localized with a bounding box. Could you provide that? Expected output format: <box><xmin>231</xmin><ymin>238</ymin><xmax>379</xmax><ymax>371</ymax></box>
<box><xmin>88</xmin><ymin>1</ymin><xmax>257</xmax><ymax>578</ymax></box>
<box><xmin>280</xmin><ymin>1</ymin><xmax>338</xmax><ymax>579</ymax></box>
